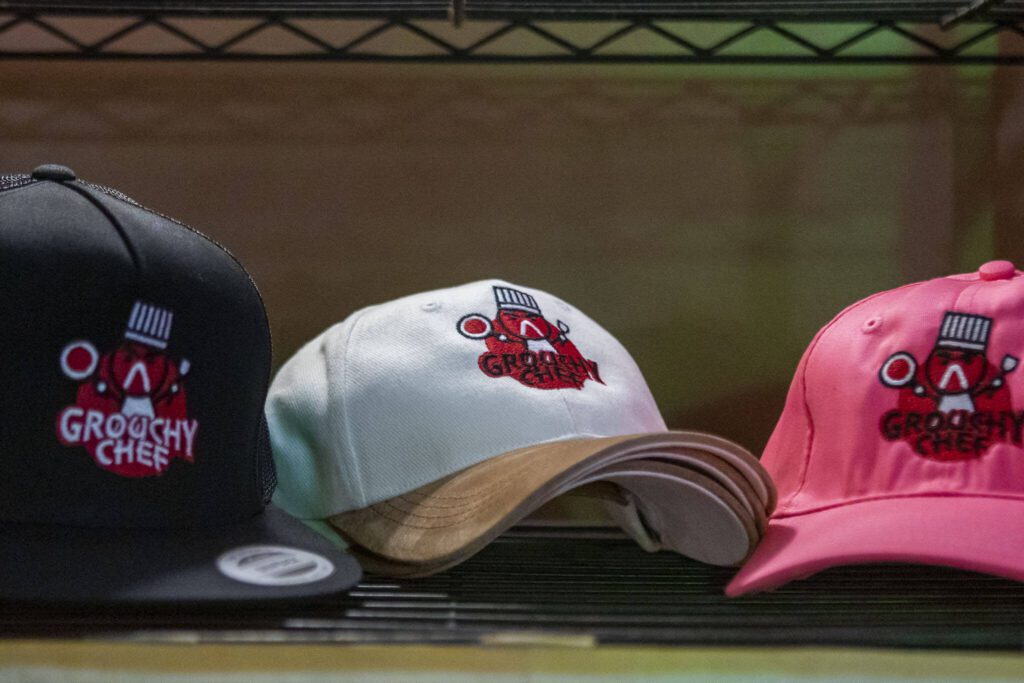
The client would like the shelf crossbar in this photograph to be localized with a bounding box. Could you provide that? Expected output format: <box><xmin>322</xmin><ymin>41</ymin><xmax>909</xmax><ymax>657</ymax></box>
<box><xmin>0</xmin><ymin>5</ymin><xmax>1022</xmax><ymax>63</ymax></box>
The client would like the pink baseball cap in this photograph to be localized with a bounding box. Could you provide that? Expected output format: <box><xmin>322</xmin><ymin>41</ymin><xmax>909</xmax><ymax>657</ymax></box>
<box><xmin>727</xmin><ymin>260</ymin><xmax>1024</xmax><ymax>596</ymax></box>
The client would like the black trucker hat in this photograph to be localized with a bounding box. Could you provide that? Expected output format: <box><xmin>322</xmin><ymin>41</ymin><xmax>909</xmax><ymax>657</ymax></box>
<box><xmin>0</xmin><ymin>164</ymin><xmax>361</xmax><ymax>601</ymax></box>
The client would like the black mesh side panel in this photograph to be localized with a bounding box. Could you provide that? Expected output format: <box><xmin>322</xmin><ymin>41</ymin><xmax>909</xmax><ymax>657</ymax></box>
<box><xmin>0</xmin><ymin>175</ymin><xmax>33</xmax><ymax>193</ymax></box>
<box><xmin>256</xmin><ymin>414</ymin><xmax>278</xmax><ymax>505</ymax></box>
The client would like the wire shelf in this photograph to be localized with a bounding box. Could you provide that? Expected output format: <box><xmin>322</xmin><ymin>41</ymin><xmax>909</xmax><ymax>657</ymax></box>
<box><xmin>1</xmin><ymin>1</ymin><xmax>1023</xmax><ymax>62</ymax></box>
<box><xmin>3</xmin><ymin>528</ymin><xmax>1023</xmax><ymax>649</ymax></box>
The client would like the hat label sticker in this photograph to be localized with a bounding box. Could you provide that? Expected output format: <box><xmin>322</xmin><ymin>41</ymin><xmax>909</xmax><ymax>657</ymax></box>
<box><xmin>457</xmin><ymin>286</ymin><xmax>604</xmax><ymax>390</ymax></box>
<box><xmin>55</xmin><ymin>301</ymin><xmax>200</xmax><ymax>477</ymax></box>
<box><xmin>879</xmin><ymin>311</ymin><xmax>1021</xmax><ymax>461</ymax></box>
<box><xmin>216</xmin><ymin>545</ymin><xmax>335</xmax><ymax>586</ymax></box>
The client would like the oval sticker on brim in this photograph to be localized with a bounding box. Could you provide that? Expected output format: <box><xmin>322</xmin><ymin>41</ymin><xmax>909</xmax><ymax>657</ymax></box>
<box><xmin>217</xmin><ymin>545</ymin><xmax>335</xmax><ymax>586</ymax></box>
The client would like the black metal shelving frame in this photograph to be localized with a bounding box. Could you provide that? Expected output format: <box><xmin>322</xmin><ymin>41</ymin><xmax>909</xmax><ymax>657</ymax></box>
<box><xmin>1</xmin><ymin>1</ymin><xmax>1024</xmax><ymax>63</ymax></box>
<box><xmin>5</xmin><ymin>530</ymin><xmax>1024</xmax><ymax>650</ymax></box>
<box><xmin>3</xmin><ymin>0</ymin><xmax>1024</xmax><ymax>659</ymax></box>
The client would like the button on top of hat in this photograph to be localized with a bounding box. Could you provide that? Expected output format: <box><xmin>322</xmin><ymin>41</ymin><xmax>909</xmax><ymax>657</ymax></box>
<box><xmin>31</xmin><ymin>164</ymin><xmax>76</xmax><ymax>182</ymax></box>
<box><xmin>978</xmin><ymin>260</ymin><xmax>1016</xmax><ymax>281</ymax></box>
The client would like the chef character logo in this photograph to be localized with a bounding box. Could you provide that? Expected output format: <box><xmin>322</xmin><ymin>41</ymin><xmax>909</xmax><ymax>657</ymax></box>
<box><xmin>879</xmin><ymin>311</ymin><xmax>1022</xmax><ymax>461</ymax></box>
<box><xmin>55</xmin><ymin>301</ymin><xmax>199</xmax><ymax>477</ymax></box>
<box><xmin>457</xmin><ymin>286</ymin><xmax>603</xmax><ymax>390</ymax></box>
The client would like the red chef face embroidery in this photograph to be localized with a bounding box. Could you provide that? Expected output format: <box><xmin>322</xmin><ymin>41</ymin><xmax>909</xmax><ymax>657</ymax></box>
<box><xmin>879</xmin><ymin>311</ymin><xmax>1021</xmax><ymax>461</ymax></box>
<box><xmin>923</xmin><ymin>348</ymin><xmax>987</xmax><ymax>396</ymax></box>
<box><xmin>457</xmin><ymin>286</ymin><xmax>603</xmax><ymax>390</ymax></box>
<box><xmin>55</xmin><ymin>301</ymin><xmax>199</xmax><ymax>477</ymax></box>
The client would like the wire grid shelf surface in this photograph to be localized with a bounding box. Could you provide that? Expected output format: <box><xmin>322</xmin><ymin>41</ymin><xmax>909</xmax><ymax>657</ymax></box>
<box><xmin>1</xmin><ymin>1</ymin><xmax>1024</xmax><ymax>62</ymax></box>
<box><xmin>2</xmin><ymin>529</ymin><xmax>1023</xmax><ymax>649</ymax></box>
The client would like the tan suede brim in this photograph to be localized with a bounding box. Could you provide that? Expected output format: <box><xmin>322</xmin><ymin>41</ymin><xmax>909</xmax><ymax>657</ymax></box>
<box><xmin>329</xmin><ymin>431</ymin><xmax>772</xmax><ymax>568</ymax></box>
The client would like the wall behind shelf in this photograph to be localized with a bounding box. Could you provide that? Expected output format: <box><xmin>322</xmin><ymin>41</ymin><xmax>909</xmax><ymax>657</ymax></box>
<box><xmin>1</xmin><ymin>60</ymin><xmax>1019</xmax><ymax>458</ymax></box>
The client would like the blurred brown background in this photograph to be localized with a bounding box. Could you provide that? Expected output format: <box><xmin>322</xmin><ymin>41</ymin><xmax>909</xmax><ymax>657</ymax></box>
<box><xmin>3</xmin><ymin>31</ymin><xmax>1024</xmax><ymax>453</ymax></box>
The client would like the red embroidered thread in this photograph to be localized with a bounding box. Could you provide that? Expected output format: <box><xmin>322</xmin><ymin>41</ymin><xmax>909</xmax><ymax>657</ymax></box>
<box><xmin>878</xmin><ymin>311</ymin><xmax>1019</xmax><ymax>461</ymax></box>
<box><xmin>55</xmin><ymin>301</ymin><xmax>198</xmax><ymax>477</ymax></box>
<box><xmin>457</xmin><ymin>286</ymin><xmax>603</xmax><ymax>391</ymax></box>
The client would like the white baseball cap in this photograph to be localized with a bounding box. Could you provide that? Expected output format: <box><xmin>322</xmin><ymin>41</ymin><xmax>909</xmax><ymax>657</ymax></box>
<box><xmin>267</xmin><ymin>280</ymin><xmax>771</xmax><ymax>570</ymax></box>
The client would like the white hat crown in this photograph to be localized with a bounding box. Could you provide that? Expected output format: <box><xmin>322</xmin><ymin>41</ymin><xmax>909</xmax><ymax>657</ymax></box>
<box><xmin>266</xmin><ymin>280</ymin><xmax>667</xmax><ymax>518</ymax></box>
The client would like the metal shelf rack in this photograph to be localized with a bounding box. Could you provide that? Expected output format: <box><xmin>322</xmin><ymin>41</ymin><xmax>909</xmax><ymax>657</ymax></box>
<box><xmin>4</xmin><ymin>529</ymin><xmax>1024</xmax><ymax>649</ymax></box>
<box><xmin>1</xmin><ymin>0</ymin><xmax>1024</xmax><ymax>63</ymax></box>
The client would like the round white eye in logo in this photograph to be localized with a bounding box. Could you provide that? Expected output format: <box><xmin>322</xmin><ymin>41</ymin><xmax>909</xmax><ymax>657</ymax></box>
<box><xmin>216</xmin><ymin>545</ymin><xmax>335</xmax><ymax>586</ymax></box>
<box><xmin>60</xmin><ymin>340</ymin><xmax>99</xmax><ymax>380</ymax></box>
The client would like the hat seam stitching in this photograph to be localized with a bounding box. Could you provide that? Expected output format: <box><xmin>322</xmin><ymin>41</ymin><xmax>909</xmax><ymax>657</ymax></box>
<box><xmin>376</xmin><ymin>495</ymin><xmax>496</xmax><ymax>525</ymax></box>
<box><xmin>63</xmin><ymin>182</ymin><xmax>143</xmax><ymax>277</ymax></box>
<box><xmin>781</xmin><ymin>282</ymin><xmax>922</xmax><ymax>513</ymax></box>
<box><xmin>336</xmin><ymin>306</ymin><xmax>374</xmax><ymax>511</ymax></box>
<box><xmin>376</xmin><ymin>432</ymin><xmax>763</xmax><ymax>509</ymax></box>
<box><xmin>350</xmin><ymin>432</ymin><xmax>609</xmax><ymax>511</ymax></box>
<box><xmin>547</xmin><ymin>294</ymin><xmax>584</xmax><ymax>436</ymax></box>
<box><xmin>385</xmin><ymin>433</ymin><xmax>647</xmax><ymax>509</ymax></box>
<box><xmin>774</xmin><ymin>490</ymin><xmax>1024</xmax><ymax>519</ymax></box>
<box><xmin>952</xmin><ymin>280</ymin><xmax>980</xmax><ymax>316</ymax></box>
<box><xmin>392</xmin><ymin>453</ymin><xmax>541</xmax><ymax>506</ymax></box>
<box><xmin>0</xmin><ymin>179</ymin><xmax>39</xmax><ymax>200</ymax></box>
<box><xmin>398</xmin><ymin>444</ymin><xmax>760</xmax><ymax>511</ymax></box>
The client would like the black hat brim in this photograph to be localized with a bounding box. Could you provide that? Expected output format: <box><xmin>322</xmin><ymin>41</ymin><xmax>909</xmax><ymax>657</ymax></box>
<box><xmin>0</xmin><ymin>506</ymin><xmax>361</xmax><ymax>603</ymax></box>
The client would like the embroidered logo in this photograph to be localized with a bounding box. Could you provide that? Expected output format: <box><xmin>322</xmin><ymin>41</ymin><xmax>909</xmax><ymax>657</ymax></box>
<box><xmin>879</xmin><ymin>311</ymin><xmax>1021</xmax><ymax>461</ymax></box>
<box><xmin>457</xmin><ymin>286</ymin><xmax>603</xmax><ymax>390</ymax></box>
<box><xmin>55</xmin><ymin>301</ymin><xmax>199</xmax><ymax>477</ymax></box>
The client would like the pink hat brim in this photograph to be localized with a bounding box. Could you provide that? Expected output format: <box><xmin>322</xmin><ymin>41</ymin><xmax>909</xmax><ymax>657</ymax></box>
<box><xmin>726</xmin><ymin>495</ymin><xmax>1024</xmax><ymax>596</ymax></box>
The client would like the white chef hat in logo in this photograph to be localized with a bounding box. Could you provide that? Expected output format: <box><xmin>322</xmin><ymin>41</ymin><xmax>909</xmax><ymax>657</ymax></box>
<box><xmin>125</xmin><ymin>300</ymin><xmax>174</xmax><ymax>350</ymax></box>
<box><xmin>936</xmin><ymin>312</ymin><xmax>991</xmax><ymax>352</ymax></box>
<box><xmin>493</xmin><ymin>285</ymin><xmax>542</xmax><ymax>315</ymax></box>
